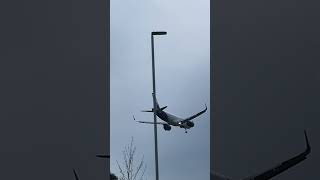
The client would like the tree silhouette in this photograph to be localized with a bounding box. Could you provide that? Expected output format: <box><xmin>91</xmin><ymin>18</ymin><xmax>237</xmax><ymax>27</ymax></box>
<box><xmin>116</xmin><ymin>137</ymin><xmax>147</xmax><ymax>180</ymax></box>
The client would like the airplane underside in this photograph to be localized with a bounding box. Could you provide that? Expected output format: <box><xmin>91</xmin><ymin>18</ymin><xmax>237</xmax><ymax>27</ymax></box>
<box><xmin>135</xmin><ymin>93</ymin><xmax>207</xmax><ymax>133</ymax></box>
<box><xmin>160</xmin><ymin>121</ymin><xmax>194</xmax><ymax>133</ymax></box>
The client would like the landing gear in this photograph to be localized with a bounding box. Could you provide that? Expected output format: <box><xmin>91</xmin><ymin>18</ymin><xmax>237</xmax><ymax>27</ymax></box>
<box><xmin>184</xmin><ymin>129</ymin><xmax>188</xmax><ymax>133</ymax></box>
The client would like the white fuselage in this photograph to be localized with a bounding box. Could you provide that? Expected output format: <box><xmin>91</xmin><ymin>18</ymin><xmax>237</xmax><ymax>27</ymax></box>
<box><xmin>156</xmin><ymin>110</ymin><xmax>193</xmax><ymax>129</ymax></box>
<box><xmin>163</xmin><ymin>111</ymin><xmax>183</xmax><ymax>125</ymax></box>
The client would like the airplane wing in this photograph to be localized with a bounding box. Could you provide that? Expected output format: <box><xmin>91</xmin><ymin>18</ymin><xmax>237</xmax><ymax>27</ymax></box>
<box><xmin>73</xmin><ymin>169</ymin><xmax>79</xmax><ymax>180</ymax></box>
<box><xmin>133</xmin><ymin>116</ymin><xmax>168</xmax><ymax>125</ymax></box>
<box><xmin>242</xmin><ymin>130</ymin><xmax>311</xmax><ymax>180</ymax></box>
<box><xmin>211</xmin><ymin>171</ymin><xmax>233</xmax><ymax>180</ymax></box>
<box><xmin>96</xmin><ymin>154</ymin><xmax>110</xmax><ymax>158</ymax></box>
<box><xmin>181</xmin><ymin>104</ymin><xmax>207</xmax><ymax>122</ymax></box>
<box><xmin>135</xmin><ymin>121</ymin><xmax>168</xmax><ymax>125</ymax></box>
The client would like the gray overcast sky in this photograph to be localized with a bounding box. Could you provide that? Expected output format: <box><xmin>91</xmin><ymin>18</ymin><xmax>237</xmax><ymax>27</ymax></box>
<box><xmin>110</xmin><ymin>0</ymin><xmax>210</xmax><ymax>179</ymax></box>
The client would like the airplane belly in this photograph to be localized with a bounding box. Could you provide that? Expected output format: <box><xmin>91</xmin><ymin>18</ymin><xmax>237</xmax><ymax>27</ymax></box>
<box><xmin>156</xmin><ymin>111</ymin><xmax>168</xmax><ymax>122</ymax></box>
<box><xmin>166</xmin><ymin>113</ymin><xmax>182</xmax><ymax>125</ymax></box>
<box><xmin>156</xmin><ymin>111</ymin><xmax>182</xmax><ymax>126</ymax></box>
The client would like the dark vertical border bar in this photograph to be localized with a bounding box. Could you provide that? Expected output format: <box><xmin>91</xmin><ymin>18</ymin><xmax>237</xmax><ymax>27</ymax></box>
<box><xmin>0</xmin><ymin>0</ymin><xmax>110</xmax><ymax>178</ymax></box>
<box><xmin>210</xmin><ymin>0</ymin><xmax>214</xmax><ymax>178</ymax></box>
<box><xmin>105</xmin><ymin>0</ymin><xmax>110</xmax><ymax>178</ymax></box>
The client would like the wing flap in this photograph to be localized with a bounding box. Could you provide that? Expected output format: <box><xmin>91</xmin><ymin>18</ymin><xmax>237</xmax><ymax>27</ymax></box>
<box><xmin>135</xmin><ymin>121</ymin><xmax>167</xmax><ymax>125</ymax></box>
<box><xmin>133</xmin><ymin>115</ymin><xmax>167</xmax><ymax>125</ymax></box>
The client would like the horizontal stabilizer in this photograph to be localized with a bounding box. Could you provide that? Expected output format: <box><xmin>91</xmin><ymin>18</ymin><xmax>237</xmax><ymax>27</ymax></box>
<box><xmin>160</xmin><ymin>106</ymin><xmax>167</xmax><ymax>110</ymax></box>
<box><xmin>141</xmin><ymin>106</ymin><xmax>167</xmax><ymax>112</ymax></box>
<box><xmin>141</xmin><ymin>109</ymin><xmax>153</xmax><ymax>112</ymax></box>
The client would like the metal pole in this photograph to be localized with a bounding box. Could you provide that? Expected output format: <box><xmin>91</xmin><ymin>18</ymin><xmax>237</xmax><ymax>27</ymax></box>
<box><xmin>151</xmin><ymin>33</ymin><xmax>159</xmax><ymax>180</ymax></box>
<box><xmin>150</xmin><ymin>31</ymin><xmax>166</xmax><ymax>180</ymax></box>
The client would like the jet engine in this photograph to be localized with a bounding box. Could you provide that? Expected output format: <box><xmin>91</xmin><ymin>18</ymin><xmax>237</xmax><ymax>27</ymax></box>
<box><xmin>186</xmin><ymin>121</ymin><xmax>194</xmax><ymax>128</ymax></box>
<box><xmin>163</xmin><ymin>124</ymin><xmax>171</xmax><ymax>131</ymax></box>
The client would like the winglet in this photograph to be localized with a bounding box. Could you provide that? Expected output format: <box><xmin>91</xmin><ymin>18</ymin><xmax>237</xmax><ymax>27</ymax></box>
<box><xmin>203</xmin><ymin>104</ymin><xmax>207</xmax><ymax>112</ymax></box>
<box><xmin>73</xmin><ymin>169</ymin><xmax>79</xmax><ymax>180</ymax></box>
<box><xmin>304</xmin><ymin>130</ymin><xmax>311</xmax><ymax>154</ymax></box>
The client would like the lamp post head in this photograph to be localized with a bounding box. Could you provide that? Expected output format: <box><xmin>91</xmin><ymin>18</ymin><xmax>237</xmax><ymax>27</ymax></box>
<box><xmin>152</xmin><ymin>31</ymin><xmax>167</xmax><ymax>35</ymax></box>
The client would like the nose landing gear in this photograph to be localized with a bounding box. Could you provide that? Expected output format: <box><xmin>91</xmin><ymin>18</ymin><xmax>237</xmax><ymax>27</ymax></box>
<box><xmin>184</xmin><ymin>129</ymin><xmax>188</xmax><ymax>133</ymax></box>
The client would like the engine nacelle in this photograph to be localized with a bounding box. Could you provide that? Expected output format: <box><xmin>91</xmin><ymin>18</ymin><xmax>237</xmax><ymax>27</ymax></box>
<box><xmin>163</xmin><ymin>124</ymin><xmax>171</xmax><ymax>131</ymax></box>
<box><xmin>186</xmin><ymin>121</ymin><xmax>194</xmax><ymax>128</ymax></box>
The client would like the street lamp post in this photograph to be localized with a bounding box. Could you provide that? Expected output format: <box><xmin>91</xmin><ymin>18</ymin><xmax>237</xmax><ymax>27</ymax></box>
<box><xmin>151</xmin><ymin>31</ymin><xmax>167</xmax><ymax>180</ymax></box>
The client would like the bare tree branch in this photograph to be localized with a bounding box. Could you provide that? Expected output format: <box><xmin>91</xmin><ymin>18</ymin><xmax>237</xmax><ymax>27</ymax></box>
<box><xmin>116</xmin><ymin>137</ymin><xmax>147</xmax><ymax>180</ymax></box>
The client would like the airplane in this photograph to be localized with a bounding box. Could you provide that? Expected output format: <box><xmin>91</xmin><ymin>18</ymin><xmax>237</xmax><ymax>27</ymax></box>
<box><xmin>211</xmin><ymin>130</ymin><xmax>311</xmax><ymax>180</ymax></box>
<box><xmin>134</xmin><ymin>93</ymin><xmax>207</xmax><ymax>133</ymax></box>
<box><xmin>72</xmin><ymin>154</ymin><xmax>110</xmax><ymax>180</ymax></box>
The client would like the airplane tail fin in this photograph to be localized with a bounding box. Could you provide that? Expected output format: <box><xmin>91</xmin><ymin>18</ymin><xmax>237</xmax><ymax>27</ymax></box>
<box><xmin>152</xmin><ymin>93</ymin><xmax>160</xmax><ymax>109</ymax></box>
<box><xmin>141</xmin><ymin>93</ymin><xmax>167</xmax><ymax>112</ymax></box>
